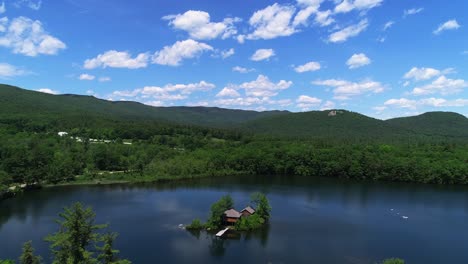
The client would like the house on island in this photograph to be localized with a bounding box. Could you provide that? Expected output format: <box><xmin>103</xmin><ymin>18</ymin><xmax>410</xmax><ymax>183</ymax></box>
<box><xmin>223</xmin><ymin>206</ymin><xmax>256</xmax><ymax>225</ymax></box>
<box><xmin>240</xmin><ymin>206</ymin><xmax>255</xmax><ymax>217</ymax></box>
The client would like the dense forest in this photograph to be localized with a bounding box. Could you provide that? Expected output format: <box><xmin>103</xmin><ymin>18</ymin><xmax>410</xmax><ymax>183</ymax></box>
<box><xmin>1</xmin><ymin>84</ymin><xmax>468</xmax><ymax>194</ymax></box>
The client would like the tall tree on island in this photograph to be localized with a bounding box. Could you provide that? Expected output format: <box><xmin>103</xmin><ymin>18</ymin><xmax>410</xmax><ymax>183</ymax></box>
<box><xmin>207</xmin><ymin>195</ymin><xmax>234</xmax><ymax>229</ymax></box>
<box><xmin>251</xmin><ymin>192</ymin><xmax>271</xmax><ymax>221</ymax></box>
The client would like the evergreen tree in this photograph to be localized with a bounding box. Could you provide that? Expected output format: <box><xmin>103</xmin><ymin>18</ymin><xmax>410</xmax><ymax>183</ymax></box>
<box><xmin>97</xmin><ymin>233</ymin><xmax>119</xmax><ymax>264</ymax></box>
<box><xmin>45</xmin><ymin>203</ymin><xmax>106</xmax><ymax>264</ymax></box>
<box><xmin>19</xmin><ymin>241</ymin><xmax>42</xmax><ymax>264</ymax></box>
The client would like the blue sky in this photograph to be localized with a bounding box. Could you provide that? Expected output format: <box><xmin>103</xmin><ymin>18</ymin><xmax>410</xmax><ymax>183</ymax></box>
<box><xmin>0</xmin><ymin>0</ymin><xmax>467</xmax><ymax>119</ymax></box>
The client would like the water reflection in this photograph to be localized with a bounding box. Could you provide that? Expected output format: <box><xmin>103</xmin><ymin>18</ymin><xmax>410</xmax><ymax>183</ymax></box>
<box><xmin>209</xmin><ymin>237</ymin><xmax>227</xmax><ymax>258</ymax></box>
<box><xmin>2</xmin><ymin>175</ymin><xmax>468</xmax><ymax>263</ymax></box>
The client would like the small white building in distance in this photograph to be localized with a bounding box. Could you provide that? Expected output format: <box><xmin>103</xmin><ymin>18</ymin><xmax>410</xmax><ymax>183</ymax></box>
<box><xmin>58</xmin><ymin>132</ymin><xmax>68</xmax><ymax>137</ymax></box>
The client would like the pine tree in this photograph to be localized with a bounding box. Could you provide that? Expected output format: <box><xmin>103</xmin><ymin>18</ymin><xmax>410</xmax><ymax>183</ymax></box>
<box><xmin>19</xmin><ymin>241</ymin><xmax>42</xmax><ymax>264</ymax></box>
<box><xmin>97</xmin><ymin>233</ymin><xmax>119</xmax><ymax>264</ymax></box>
<box><xmin>45</xmin><ymin>203</ymin><xmax>107</xmax><ymax>264</ymax></box>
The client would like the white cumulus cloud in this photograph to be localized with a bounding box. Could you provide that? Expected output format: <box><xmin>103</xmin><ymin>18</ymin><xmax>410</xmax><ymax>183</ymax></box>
<box><xmin>321</xmin><ymin>100</ymin><xmax>336</xmax><ymax>110</ymax></box>
<box><xmin>37</xmin><ymin>88</ymin><xmax>59</xmax><ymax>94</ymax></box>
<box><xmin>247</xmin><ymin>3</ymin><xmax>297</xmax><ymax>40</ymax></box>
<box><xmin>84</xmin><ymin>50</ymin><xmax>148</xmax><ymax>69</ymax></box>
<box><xmin>403</xmin><ymin>67</ymin><xmax>441</xmax><ymax>81</ymax></box>
<box><xmin>384</xmin><ymin>98</ymin><xmax>418</xmax><ymax>109</ymax></box>
<box><xmin>163</xmin><ymin>10</ymin><xmax>240</xmax><ymax>40</ymax></box>
<box><xmin>250</xmin><ymin>49</ymin><xmax>275</xmax><ymax>61</ymax></box>
<box><xmin>334</xmin><ymin>0</ymin><xmax>383</xmax><ymax>14</ymax></box>
<box><xmin>412</xmin><ymin>76</ymin><xmax>467</xmax><ymax>96</ymax></box>
<box><xmin>0</xmin><ymin>62</ymin><xmax>26</xmax><ymax>78</ymax></box>
<box><xmin>313</xmin><ymin>78</ymin><xmax>384</xmax><ymax>100</ymax></box>
<box><xmin>152</xmin><ymin>39</ymin><xmax>213</xmax><ymax>66</ymax></box>
<box><xmin>113</xmin><ymin>81</ymin><xmax>215</xmax><ymax>101</ymax></box>
<box><xmin>220</xmin><ymin>48</ymin><xmax>234</xmax><ymax>59</ymax></box>
<box><xmin>216</xmin><ymin>87</ymin><xmax>240</xmax><ymax>97</ymax></box>
<box><xmin>314</xmin><ymin>10</ymin><xmax>335</xmax><ymax>27</ymax></box>
<box><xmin>0</xmin><ymin>16</ymin><xmax>66</xmax><ymax>56</ymax></box>
<box><xmin>232</xmin><ymin>66</ymin><xmax>255</xmax><ymax>73</ymax></box>
<box><xmin>79</xmin><ymin>73</ymin><xmax>95</xmax><ymax>81</ymax></box>
<box><xmin>346</xmin><ymin>53</ymin><xmax>371</xmax><ymax>69</ymax></box>
<box><xmin>238</xmin><ymin>75</ymin><xmax>292</xmax><ymax>97</ymax></box>
<box><xmin>296</xmin><ymin>95</ymin><xmax>322</xmax><ymax>110</ymax></box>
<box><xmin>293</xmin><ymin>4</ymin><xmax>320</xmax><ymax>27</ymax></box>
<box><xmin>294</xmin><ymin>61</ymin><xmax>321</xmax><ymax>73</ymax></box>
<box><xmin>384</xmin><ymin>97</ymin><xmax>468</xmax><ymax>109</ymax></box>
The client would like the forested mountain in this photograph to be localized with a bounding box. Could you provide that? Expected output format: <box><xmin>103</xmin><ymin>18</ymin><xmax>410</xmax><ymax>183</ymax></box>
<box><xmin>241</xmin><ymin>110</ymin><xmax>411</xmax><ymax>139</ymax></box>
<box><xmin>1</xmin><ymin>84</ymin><xmax>468</xmax><ymax>140</ymax></box>
<box><xmin>0</xmin><ymin>84</ymin><xmax>285</xmax><ymax>129</ymax></box>
<box><xmin>386</xmin><ymin>112</ymin><xmax>468</xmax><ymax>138</ymax></box>
<box><xmin>1</xmin><ymin>84</ymin><xmax>468</xmax><ymax>189</ymax></box>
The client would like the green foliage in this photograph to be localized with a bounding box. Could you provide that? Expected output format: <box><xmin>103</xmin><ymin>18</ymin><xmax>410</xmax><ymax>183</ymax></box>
<box><xmin>387</xmin><ymin>111</ymin><xmax>468</xmax><ymax>138</ymax></box>
<box><xmin>0</xmin><ymin>170</ymin><xmax>12</xmax><ymax>192</ymax></box>
<box><xmin>97</xmin><ymin>233</ymin><xmax>120</xmax><ymax>264</ymax></box>
<box><xmin>381</xmin><ymin>258</ymin><xmax>405</xmax><ymax>264</ymax></box>
<box><xmin>4</xmin><ymin>203</ymin><xmax>131</xmax><ymax>264</ymax></box>
<box><xmin>45</xmin><ymin>203</ymin><xmax>105</xmax><ymax>264</ymax></box>
<box><xmin>242</xmin><ymin>110</ymin><xmax>404</xmax><ymax>139</ymax></box>
<box><xmin>250</xmin><ymin>193</ymin><xmax>271</xmax><ymax>221</ymax></box>
<box><xmin>19</xmin><ymin>241</ymin><xmax>42</xmax><ymax>264</ymax></box>
<box><xmin>235</xmin><ymin>214</ymin><xmax>265</xmax><ymax>231</ymax></box>
<box><xmin>0</xmin><ymin>84</ymin><xmax>468</xmax><ymax>192</ymax></box>
<box><xmin>186</xmin><ymin>219</ymin><xmax>205</xmax><ymax>230</ymax></box>
<box><xmin>207</xmin><ymin>195</ymin><xmax>234</xmax><ymax>229</ymax></box>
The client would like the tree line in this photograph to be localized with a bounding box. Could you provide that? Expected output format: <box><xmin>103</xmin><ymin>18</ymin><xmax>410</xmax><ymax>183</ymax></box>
<box><xmin>1</xmin><ymin>120</ymin><xmax>467</xmax><ymax>193</ymax></box>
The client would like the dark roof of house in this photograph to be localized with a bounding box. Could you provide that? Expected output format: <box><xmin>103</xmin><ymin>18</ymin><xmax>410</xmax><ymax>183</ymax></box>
<box><xmin>224</xmin><ymin>209</ymin><xmax>242</xmax><ymax>218</ymax></box>
<box><xmin>241</xmin><ymin>206</ymin><xmax>256</xmax><ymax>214</ymax></box>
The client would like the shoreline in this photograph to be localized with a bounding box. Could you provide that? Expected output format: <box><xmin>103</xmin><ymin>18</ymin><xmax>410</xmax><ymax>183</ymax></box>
<box><xmin>3</xmin><ymin>172</ymin><xmax>244</xmax><ymax>199</ymax></box>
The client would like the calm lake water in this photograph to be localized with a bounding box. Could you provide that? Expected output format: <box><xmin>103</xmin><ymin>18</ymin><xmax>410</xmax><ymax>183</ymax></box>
<box><xmin>1</xmin><ymin>175</ymin><xmax>468</xmax><ymax>263</ymax></box>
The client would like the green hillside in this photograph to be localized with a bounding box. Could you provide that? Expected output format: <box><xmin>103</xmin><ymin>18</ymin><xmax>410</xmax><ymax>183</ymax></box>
<box><xmin>0</xmin><ymin>84</ymin><xmax>284</xmax><ymax>129</ymax></box>
<box><xmin>241</xmin><ymin>110</ymin><xmax>412</xmax><ymax>139</ymax></box>
<box><xmin>386</xmin><ymin>112</ymin><xmax>468</xmax><ymax>138</ymax></box>
<box><xmin>1</xmin><ymin>85</ymin><xmax>468</xmax><ymax>189</ymax></box>
<box><xmin>1</xmin><ymin>84</ymin><xmax>468</xmax><ymax>140</ymax></box>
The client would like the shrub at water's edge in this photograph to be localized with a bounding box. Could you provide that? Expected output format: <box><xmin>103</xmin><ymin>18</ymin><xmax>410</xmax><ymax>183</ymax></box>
<box><xmin>381</xmin><ymin>258</ymin><xmax>405</xmax><ymax>264</ymax></box>
<box><xmin>186</xmin><ymin>219</ymin><xmax>205</xmax><ymax>230</ymax></box>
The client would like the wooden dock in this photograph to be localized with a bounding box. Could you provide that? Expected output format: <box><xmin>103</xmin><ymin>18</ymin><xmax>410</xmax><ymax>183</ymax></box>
<box><xmin>215</xmin><ymin>227</ymin><xmax>229</xmax><ymax>237</ymax></box>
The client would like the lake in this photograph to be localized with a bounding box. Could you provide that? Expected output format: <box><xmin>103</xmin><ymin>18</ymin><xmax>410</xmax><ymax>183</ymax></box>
<box><xmin>1</xmin><ymin>175</ymin><xmax>468</xmax><ymax>263</ymax></box>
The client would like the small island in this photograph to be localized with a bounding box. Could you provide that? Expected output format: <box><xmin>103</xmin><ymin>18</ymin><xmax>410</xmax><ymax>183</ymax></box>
<box><xmin>186</xmin><ymin>192</ymin><xmax>271</xmax><ymax>235</ymax></box>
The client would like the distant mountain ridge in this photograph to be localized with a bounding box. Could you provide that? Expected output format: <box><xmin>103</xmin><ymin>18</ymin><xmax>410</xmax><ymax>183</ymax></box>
<box><xmin>0</xmin><ymin>84</ymin><xmax>286</xmax><ymax>128</ymax></box>
<box><xmin>1</xmin><ymin>84</ymin><xmax>467</xmax><ymax>139</ymax></box>
<box><xmin>386</xmin><ymin>112</ymin><xmax>468</xmax><ymax>138</ymax></box>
